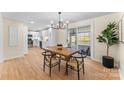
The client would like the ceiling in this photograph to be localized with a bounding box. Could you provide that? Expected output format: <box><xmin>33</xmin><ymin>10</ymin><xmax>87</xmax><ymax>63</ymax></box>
<box><xmin>2</xmin><ymin>12</ymin><xmax>113</xmax><ymax>31</ymax></box>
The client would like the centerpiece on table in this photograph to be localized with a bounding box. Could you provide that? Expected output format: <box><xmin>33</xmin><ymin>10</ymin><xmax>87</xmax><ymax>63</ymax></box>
<box><xmin>57</xmin><ymin>44</ymin><xmax>63</xmax><ymax>50</ymax></box>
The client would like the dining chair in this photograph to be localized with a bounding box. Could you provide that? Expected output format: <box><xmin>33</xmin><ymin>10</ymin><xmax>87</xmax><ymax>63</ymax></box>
<box><xmin>42</xmin><ymin>50</ymin><xmax>60</xmax><ymax>77</ymax></box>
<box><xmin>79</xmin><ymin>46</ymin><xmax>90</xmax><ymax>57</ymax></box>
<box><xmin>66</xmin><ymin>47</ymin><xmax>89</xmax><ymax>80</ymax></box>
<box><xmin>66</xmin><ymin>54</ymin><xmax>84</xmax><ymax>80</ymax></box>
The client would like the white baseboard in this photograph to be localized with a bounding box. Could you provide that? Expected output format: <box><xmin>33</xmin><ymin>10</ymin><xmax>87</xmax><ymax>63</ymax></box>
<box><xmin>24</xmin><ymin>50</ymin><xmax>28</xmax><ymax>55</ymax></box>
<box><xmin>91</xmin><ymin>58</ymin><xmax>101</xmax><ymax>63</ymax></box>
<box><xmin>119</xmin><ymin>69</ymin><xmax>124</xmax><ymax>80</ymax></box>
<box><xmin>4</xmin><ymin>55</ymin><xmax>24</xmax><ymax>61</ymax></box>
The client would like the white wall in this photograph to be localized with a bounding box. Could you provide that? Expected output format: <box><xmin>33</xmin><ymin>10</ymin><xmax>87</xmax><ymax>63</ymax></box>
<box><xmin>119</xmin><ymin>43</ymin><xmax>124</xmax><ymax>79</ymax></box>
<box><xmin>69</xmin><ymin>13</ymin><xmax>122</xmax><ymax>66</ymax></box>
<box><xmin>0</xmin><ymin>13</ymin><xmax>3</xmax><ymax>63</ymax></box>
<box><xmin>40</xmin><ymin>28</ymin><xmax>58</xmax><ymax>48</ymax></box>
<box><xmin>23</xmin><ymin>26</ymin><xmax>28</xmax><ymax>54</ymax></box>
<box><xmin>119</xmin><ymin>13</ymin><xmax>124</xmax><ymax>79</ymax></box>
<box><xmin>3</xmin><ymin>17</ymin><xmax>28</xmax><ymax>60</ymax></box>
<box><xmin>41</xmin><ymin>30</ymin><xmax>49</xmax><ymax>48</ymax></box>
<box><xmin>48</xmin><ymin>28</ymin><xmax>57</xmax><ymax>46</ymax></box>
<box><xmin>40</xmin><ymin>28</ymin><xmax>70</xmax><ymax>48</ymax></box>
<box><xmin>57</xmin><ymin>29</ymin><xmax>68</xmax><ymax>47</ymax></box>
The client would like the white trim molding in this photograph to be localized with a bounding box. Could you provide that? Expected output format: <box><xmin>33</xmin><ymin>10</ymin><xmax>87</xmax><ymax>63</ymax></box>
<box><xmin>119</xmin><ymin>69</ymin><xmax>124</xmax><ymax>80</ymax></box>
<box><xmin>91</xmin><ymin>58</ymin><xmax>101</xmax><ymax>63</ymax></box>
<box><xmin>3</xmin><ymin>55</ymin><xmax>24</xmax><ymax>61</ymax></box>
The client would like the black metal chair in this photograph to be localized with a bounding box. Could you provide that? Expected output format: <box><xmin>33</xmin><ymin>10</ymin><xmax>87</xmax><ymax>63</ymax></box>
<box><xmin>79</xmin><ymin>46</ymin><xmax>90</xmax><ymax>58</ymax></box>
<box><xmin>42</xmin><ymin>50</ymin><xmax>60</xmax><ymax>77</ymax></box>
<box><xmin>66</xmin><ymin>47</ymin><xmax>90</xmax><ymax>80</ymax></box>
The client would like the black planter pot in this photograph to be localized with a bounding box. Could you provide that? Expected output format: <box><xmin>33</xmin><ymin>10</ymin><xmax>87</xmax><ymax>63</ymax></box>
<box><xmin>102</xmin><ymin>56</ymin><xmax>114</xmax><ymax>68</ymax></box>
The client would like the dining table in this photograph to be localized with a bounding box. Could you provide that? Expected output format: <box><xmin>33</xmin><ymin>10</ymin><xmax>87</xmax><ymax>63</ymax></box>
<box><xmin>43</xmin><ymin>46</ymin><xmax>80</xmax><ymax>60</ymax></box>
<box><xmin>42</xmin><ymin>46</ymin><xmax>80</xmax><ymax>74</ymax></box>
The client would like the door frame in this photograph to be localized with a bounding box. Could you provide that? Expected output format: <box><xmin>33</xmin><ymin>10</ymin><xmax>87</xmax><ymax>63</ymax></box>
<box><xmin>67</xmin><ymin>22</ymin><xmax>94</xmax><ymax>59</ymax></box>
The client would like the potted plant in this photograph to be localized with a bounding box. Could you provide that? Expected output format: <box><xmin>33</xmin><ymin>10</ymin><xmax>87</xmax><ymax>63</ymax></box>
<box><xmin>97</xmin><ymin>22</ymin><xmax>119</xmax><ymax>68</ymax></box>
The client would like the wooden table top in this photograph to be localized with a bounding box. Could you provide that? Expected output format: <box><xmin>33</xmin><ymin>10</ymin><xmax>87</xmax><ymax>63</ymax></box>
<box><xmin>44</xmin><ymin>46</ymin><xmax>79</xmax><ymax>58</ymax></box>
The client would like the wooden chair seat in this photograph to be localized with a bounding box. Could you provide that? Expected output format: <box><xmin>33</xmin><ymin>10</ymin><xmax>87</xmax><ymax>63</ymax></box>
<box><xmin>72</xmin><ymin>53</ymin><xmax>82</xmax><ymax>58</ymax></box>
<box><xmin>71</xmin><ymin>53</ymin><xmax>83</xmax><ymax>62</ymax></box>
<box><xmin>42</xmin><ymin>51</ymin><xmax>55</xmax><ymax>56</ymax></box>
<box><xmin>66</xmin><ymin>52</ymin><xmax>85</xmax><ymax>80</ymax></box>
<box><xmin>67</xmin><ymin>60</ymin><xmax>83</xmax><ymax>70</ymax></box>
<box><xmin>45</xmin><ymin>57</ymin><xmax>60</xmax><ymax>67</ymax></box>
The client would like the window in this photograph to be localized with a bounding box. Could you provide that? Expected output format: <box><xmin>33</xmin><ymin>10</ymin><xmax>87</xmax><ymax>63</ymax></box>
<box><xmin>77</xmin><ymin>26</ymin><xmax>90</xmax><ymax>45</ymax></box>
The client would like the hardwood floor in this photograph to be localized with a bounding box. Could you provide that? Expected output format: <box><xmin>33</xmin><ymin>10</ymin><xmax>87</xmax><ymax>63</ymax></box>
<box><xmin>0</xmin><ymin>48</ymin><xmax>120</xmax><ymax>80</ymax></box>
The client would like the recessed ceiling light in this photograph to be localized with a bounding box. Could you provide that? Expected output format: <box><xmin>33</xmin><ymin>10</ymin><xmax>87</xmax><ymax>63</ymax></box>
<box><xmin>30</xmin><ymin>21</ymin><xmax>34</xmax><ymax>24</ymax></box>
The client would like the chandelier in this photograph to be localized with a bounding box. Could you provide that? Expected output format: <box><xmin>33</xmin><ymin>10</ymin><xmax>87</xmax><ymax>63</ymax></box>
<box><xmin>50</xmin><ymin>12</ymin><xmax>69</xmax><ymax>29</ymax></box>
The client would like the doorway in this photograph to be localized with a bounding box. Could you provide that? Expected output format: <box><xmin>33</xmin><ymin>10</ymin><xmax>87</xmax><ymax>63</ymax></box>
<box><xmin>67</xmin><ymin>28</ymin><xmax>77</xmax><ymax>49</ymax></box>
<box><xmin>67</xmin><ymin>25</ymin><xmax>91</xmax><ymax>56</ymax></box>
